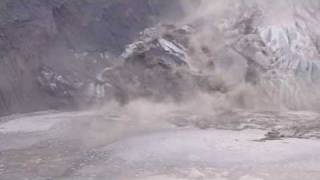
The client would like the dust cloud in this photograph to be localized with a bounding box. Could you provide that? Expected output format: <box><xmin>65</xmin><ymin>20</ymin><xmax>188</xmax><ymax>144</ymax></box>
<box><xmin>177</xmin><ymin>0</ymin><xmax>320</xmax><ymax>111</ymax></box>
<box><xmin>77</xmin><ymin>0</ymin><xmax>320</xmax><ymax>147</ymax></box>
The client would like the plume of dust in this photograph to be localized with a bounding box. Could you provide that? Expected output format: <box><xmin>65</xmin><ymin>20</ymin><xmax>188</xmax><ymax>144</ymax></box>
<box><xmin>182</xmin><ymin>0</ymin><xmax>297</xmax><ymax>23</ymax></box>
<box><xmin>76</xmin><ymin>0</ymin><xmax>320</xmax><ymax>148</ymax></box>
<box><xmin>179</xmin><ymin>0</ymin><xmax>320</xmax><ymax>111</ymax></box>
<box><xmin>76</xmin><ymin>93</ymin><xmax>231</xmax><ymax>148</ymax></box>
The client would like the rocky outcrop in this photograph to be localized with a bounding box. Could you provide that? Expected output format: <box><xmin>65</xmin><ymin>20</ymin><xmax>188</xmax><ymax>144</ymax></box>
<box><xmin>105</xmin><ymin>24</ymin><xmax>195</xmax><ymax>102</ymax></box>
<box><xmin>97</xmin><ymin>24</ymin><xmax>228</xmax><ymax>103</ymax></box>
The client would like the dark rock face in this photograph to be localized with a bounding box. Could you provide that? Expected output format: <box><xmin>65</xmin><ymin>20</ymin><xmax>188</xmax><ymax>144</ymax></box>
<box><xmin>51</xmin><ymin>0</ymin><xmax>185</xmax><ymax>54</ymax></box>
<box><xmin>0</xmin><ymin>0</ymin><xmax>187</xmax><ymax>116</ymax></box>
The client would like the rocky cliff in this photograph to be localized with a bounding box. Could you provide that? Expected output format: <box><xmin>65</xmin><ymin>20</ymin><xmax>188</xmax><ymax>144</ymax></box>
<box><xmin>0</xmin><ymin>0</ymin><xmax>188</xmax><ymax>116</ymax></box>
